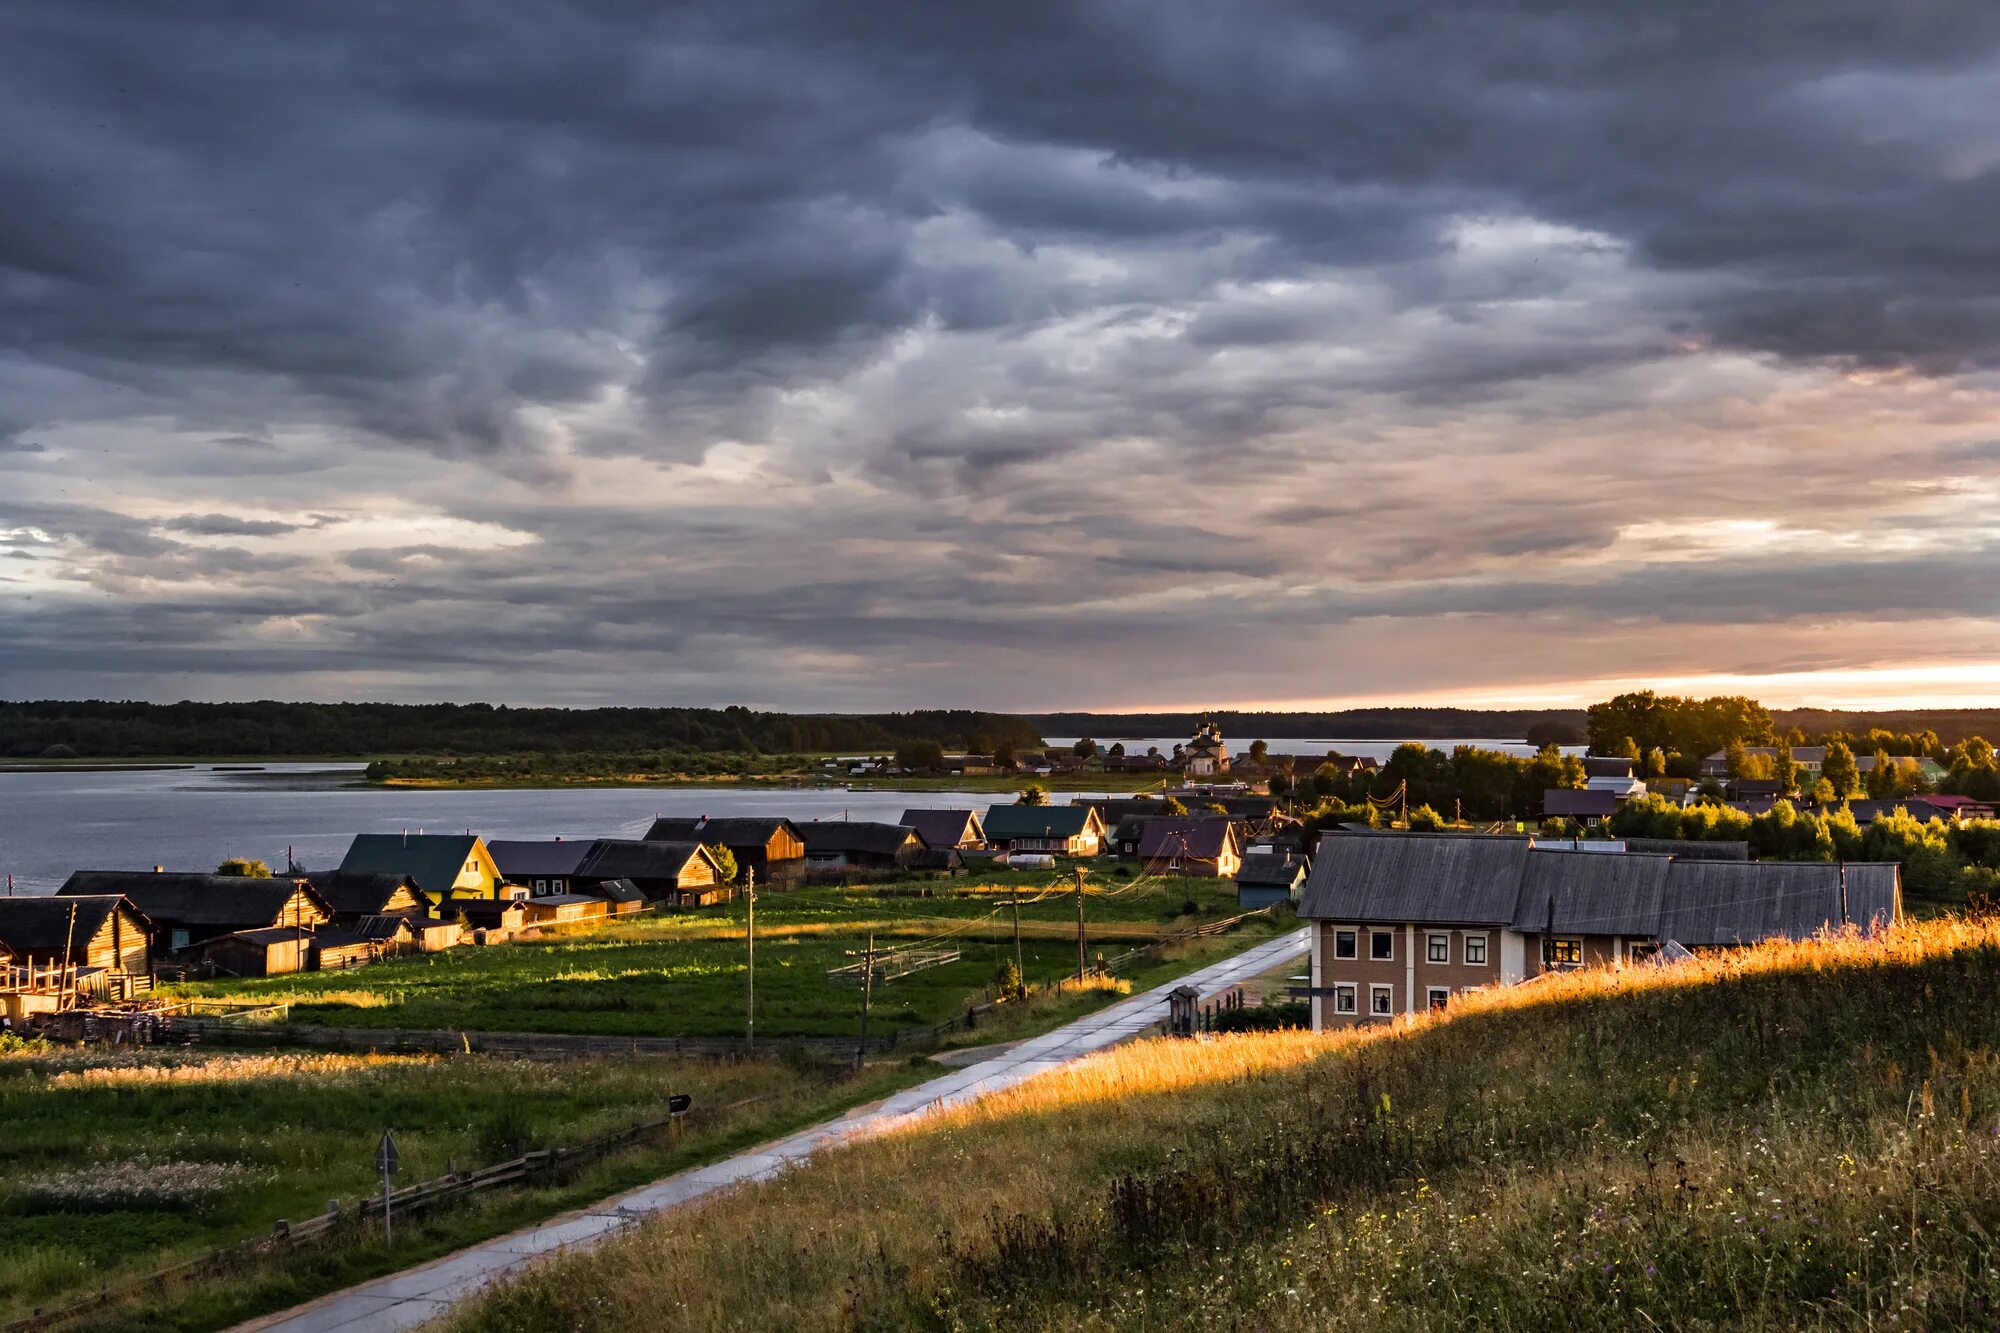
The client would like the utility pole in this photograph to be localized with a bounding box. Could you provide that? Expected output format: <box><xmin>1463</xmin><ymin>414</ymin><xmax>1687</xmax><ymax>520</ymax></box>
<box><xmin>856</xmin><ymin>931</ymin><xmax>876</xmax><ymax>1067</ymax></box>
<box><xmin>745</xmin><ymin>868</ymin><xmax>756</xmax><ymax>1053</ymax></box>
<box><xmin>1010</xmin><ymin>890</ymin><xmax>1024</xmax><ymax>982</ymax></box>
<box><xmin>1838</xmin><ymin>861</ymin><xmax>1850</xmax><ymax>927</ymax></box>
<box><xmin>1073</xmin><ymin>867</ymin><xmax>1087</xmax><ymax>984</ymax></box>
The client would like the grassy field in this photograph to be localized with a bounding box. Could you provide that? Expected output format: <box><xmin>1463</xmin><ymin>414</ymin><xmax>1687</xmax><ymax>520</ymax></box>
<box><xmin>166</xmin><ymin>872</ymin><xmax>1286</xmax><ymax>1041</ymax></box>
<box><xmin>0</xmin><ymin>1042</ymin><xmax>929</xmax><ymax>1331</ymax></box>
<box><xmin>444</xmin><ymin>916</ymin><xmax>2000</xmax><ymax>1331</ymax></box>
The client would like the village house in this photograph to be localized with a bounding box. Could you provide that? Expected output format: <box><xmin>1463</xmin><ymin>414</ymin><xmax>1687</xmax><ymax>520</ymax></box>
<box><xmin>981</xmin><ymin>804</ymin><xmax>1106</xmax><ymax>857</ymax></box>
<box><xmin>487</xmin><ymin>839</ymin><xmax>594</xmax><ymax>897</ymax></box>
<box><xmin>1542</xmin><ymin>788</ymin><xmax>1620</xmax><ymax>826</ymax></box>
<box><xmin>60</xmin><ymin>871</ymin><xmax>332</xmax><ymax>954</ymax></box>
<box><xmin>310</xmin><ymin>927</ymin><xmax>380</xmax><ymax>971</ymax></box>
<box><xmin>1295</xmin><ymin>833</ymin><xmax>1902</xmax><ymax>1030</ymax></box>
<box><xmin>305</xmin><ymin>870</ymin><xmax>433</xmax><ymax>922</ymax></box>
<box><xmin>798</xmin><ymin>821</ymin><xmax>928</xmax><ymax>869</ymax></box>
<box><xmin>194</xmin><ymin>925</ymin><xmax>314</xmax><ymax>977</ymax></box>
<box><xmin>0</xmin><ymin>895</ymin><xmax>153</xmax><ymax>998</ymax></box>
<box><xmin>337</xmin><ymin>834</ymin><xmax>513</xmax><ymax>903</ymax></box>
<box><xmin>898</xmin><ymin>808</ymin><xmax>987</xmax><ymax>850</ymax></box>
<box><xmin>1235</xmin><ymin>850</ymin><xmax>1309</xmax><ymax>908</ymax></box>
<box><xmin>641</xmin><ymin>816</ymin><xmax>807</xmax><ymax>884</ymax></box>
<box><xmin>1137</xmin><ymin>817</ymin><xmax>1243</xmax><ymax>877</ymax></box>
<box><xmin>574</xmin><ymin>839</ymin><xmax>728</xmax><ymax>904</ymax></box>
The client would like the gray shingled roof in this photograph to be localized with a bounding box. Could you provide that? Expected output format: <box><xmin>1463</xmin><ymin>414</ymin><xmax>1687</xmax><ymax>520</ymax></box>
<box><xmin>487</xmin><ymin>840</ymin><xmax>594</xmax><ymax>879</ymax></box>
<box><xmin>640</xmin><ymin>816</ymin><xmax>800</xmax><ymax>848</ymax></box>
<box><xmin>1544</xmin><ymin>788</ymin><xmax>1619</xmax><ymax>818</ymax></box>
<box><xmin>305</xmin><ymin>871</ymin><xmax>432</xmax><ymax>917</ymax></box>
<box><xmin>1512</xmin><ymin>851</ymin><xmax>1674</xmax><ymax>935</ymax></box>
<box><xmin>574</xmin><ymin>839</ymin><xmax>714</xmax><ymax>881</ymax></box>
<box><xmin>60</xmin><ymin>873</ymin><xmax>327</xmax><ymax>927</ymax></box>
<box><xmin>1298</xmin><ymin>835</ymin><xmax>1533</xmax><ymax>926</ymax></box>
<box><xmin>1236</xmin><ymin>851</ymin><xmax>1307</xmax><ymax>888</ymax></box>
<box><xmin>0</xmin><ymin>895</ymin><xmax>143</xmax><ymax>955</ymax></box>
<box><xmin>798</xmin><ymin>821</ymin><xmax>924</xmax><ymax>856</ymax></box>
<box><xmin>898</xmin><ymin>809</ymin><xmax>984</xmax><ymax>848</ymax></box>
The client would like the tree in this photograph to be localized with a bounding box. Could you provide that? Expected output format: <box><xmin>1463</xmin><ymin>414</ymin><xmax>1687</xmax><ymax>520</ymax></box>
<box><xmin>1248</xmin><ymin>739</ymin><xmax>1269</xmax><ymax>764</ymax></box>
<box><xmin>1822</xmin><ymin>740</ymin><xmax>1861</xmax><ymax>798</ymax></box>
<box><xmin>1641</xmin><ymin>747</ymin><xmax>1668</xmax><ymax>781</ymax></box>
<box><xmin>1773</xmin><ymin>746</ymin><xmax>1800</xmax><ymax>794</ymax></box>
<box><xmin>707</xmin><ymin>845</ymin><xmax>739</xmax><ymax>883</ymax></box>
<box><xmin>1206</xmin><ymin>802</ymin><xmax>1230</xmax><ymax>814</ymax></box>
<box><xmin>1072</xmin><ymin>737</ymin><xmax>1097</xmax><ymax>757</ymax></box>
<box><xmin>992</xmin><ymin>957</ymin><xmax>1025</xmax><ymax>1001</ymax></box>
<box><xmin>1107</xmin><ymin>742</ymin><xmax>1126</xmax><ymax>758</ymax></box>
<box><xmin>1406</xmin><ymin>804</ymin><xmax>1447</xmax><ymax>831</ymax></box>
<box><xmin>1018</xmin><ymin>783</ymin><xmax>1048</xmax><ymax>806</ymax></box>
<box><xmin>1723</xmin><ymin>739</ymin><xmax>1751</xmax><ymax>780</ymax></box>
<box><xmin>216</xmin><ymin>858</ymin><xmax>272</xmax><ymax>878</ymax></box>
<box><xmin>894</xmin><ymin>739</ymin><xmax>945</xmax><ymax>773</ymax></box>
<box><xmin>994</xmin><ymin>741</ymin><xmax>1018</xmax><ymax>768</ymax></box>
<box><xmin>1162</xmin><ymin>795</ymin><xmax>1189</xmax><ymax>816</ymax></box>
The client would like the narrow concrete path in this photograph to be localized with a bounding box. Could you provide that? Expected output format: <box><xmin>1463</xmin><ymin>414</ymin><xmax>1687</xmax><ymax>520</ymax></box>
<box><xmin>235</xmin><ymin>929</ymin><xmax>1310</xmax><ymax>1333</ymax></box>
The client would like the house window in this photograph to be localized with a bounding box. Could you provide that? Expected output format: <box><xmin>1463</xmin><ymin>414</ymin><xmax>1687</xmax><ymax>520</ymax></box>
<box><xmin>1369</xmin><ymin>984</ymin><xmax>1394</xmax><ymax>1016</ymax></box>
<box><xmin>1334</xmin><ymin>929</ymin><xmax>1357</xmax><ymax>960</ymax></box>
<box><xmin>1464</xmin><ymin>933</ymin><xmax>1488</xmax><ymax>965</ymax></box>
<box><xmin>1428</xmin><ymin>987</ymin><xmax>1451</xmax><ymax>1011</ymax></box>
<box><xmin>533</xmin><ymin>878</ymin><xmax>547</xmax><ymax>894</ymax></box>
<box><xmin>1427</xmin><ymin>932</ymin><xmax>1449</xmax><ymax>964</ymax></box>
<box><xmin>1546</xmin><ymin>937</ymin><xmax>1583</xmax><ymax>966</ymax></box>
<box><xmin>1370</xmin><ymin>930</ymin><xmax>1394</xmax><ymax>961</ymax></box>
<box><xmin>1333</xmin><ymin>983</ymin><xmax>1357</xmax><ymax>1014</ymax></box>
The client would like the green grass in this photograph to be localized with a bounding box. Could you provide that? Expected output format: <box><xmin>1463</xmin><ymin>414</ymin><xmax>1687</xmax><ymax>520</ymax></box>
<box><xmin>0</xmin><ymin>1044</ymin><xmax>928</xmax><ymax>1330</ymax></box>
<box><xmin>442</xmin><ymin>916</ymin><xmax>2000</xmax><ymax>1332</ymax></box>
<box><xmin>168</xmin><ymin>874</ymin><xmax>1283</xmax><ymax>1040</ymax></box>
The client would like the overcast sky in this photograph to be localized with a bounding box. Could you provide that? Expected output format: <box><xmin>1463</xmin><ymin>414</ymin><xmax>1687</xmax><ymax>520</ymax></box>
<box><xmin>4</xmin><ymin>2</ymin><xmax>1999</xmax><ymax>712</ymax></box>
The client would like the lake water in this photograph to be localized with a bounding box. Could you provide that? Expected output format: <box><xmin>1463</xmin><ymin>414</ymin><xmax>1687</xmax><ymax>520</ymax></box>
<box><xmin>0</xmin><ymin>737</ymin><xmax>1578</xmax><ymax>895</ymax></box>
<box><xmin>0</xmin><ymin>765</ymin><xmax>1111</xmax><ymax>895</ymax></box>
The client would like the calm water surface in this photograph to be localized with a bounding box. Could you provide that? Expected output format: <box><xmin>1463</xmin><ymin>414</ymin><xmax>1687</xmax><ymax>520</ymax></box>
<box><xmin>0</xmin><ymin>766</ymin><xmax>1087</xmax><ymax>895</ymax></box>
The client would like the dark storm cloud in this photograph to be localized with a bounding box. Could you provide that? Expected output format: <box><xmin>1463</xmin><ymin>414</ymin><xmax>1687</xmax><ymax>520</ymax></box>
<box><xmin>4</xmin><ymin>2</ymin><xmax>2000</xmax><ymax>704</ymax></box>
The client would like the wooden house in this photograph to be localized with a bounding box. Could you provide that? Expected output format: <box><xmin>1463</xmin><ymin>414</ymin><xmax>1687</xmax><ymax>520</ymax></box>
<box><xmin>196</xmin><ymin>925</ymin><xmax>313</xmax><ymax>977</ymax></box>
<box><xmin>487</xmin><ymin>839</ymin><xmax>593</xmax><ymax>897</ymax></box>
<box><xmin>898</xmin><ymin>809</ymin><xmax>987</xmax><ymax>850</ymax></box>
<box><xmin>305</xmin><ymin>870</ymin><xmax>432</xmax><ymax>922</ymax></box>
<box><xmin>0</xmin><ymin>894</ymin><xmax>153</xmax><ymax>982</ymax></box>
<box><xmin>1137</xmin><ymin>817</ymin><xmax>1242</xmax><ymax>878</ymax></box>
<box><xmin>409</xmin><ymin>918</ymin><xmax>464</xmax><ymax>951</ymax></box>
<box><xmin>456</xmin><ymin>899</ymin><xmax>528</xmax><ymax>938</ymax></box>
<box><xmin>1235</xmin><ymin>851</ymin><xmax>1308</xmax><ymax>908</ymax></box>
<box><xmin>980</xmin><ymin>804</ymin><xmax>1106</xmax><ymax>857</ymax></box>
<box><xmin>798</xmin><ymin>821</ymin><xmax>928</xmax><ymax>869</ymax></box>
<box><xmin>574</xmin><ymin>839</ymin><xmax>726</xmax><ymax>903</ymax></box>
<box><xmin>517</xmin><ymin>894</ymin><xmax>612</xmax><ymax>927</ymax></box>
<box><xmin>311</xmin><ymin>928</ymin><xmax>379</xmax><ymax>971</ymax></box>
<box><xmin>337</xmin><ymin>834</ymin><xmax>513</xmax><ymax>903</ymax></box>
<box><xmin>60</xmin><ymin>872</ymin><xmax>332</xmax><ymax>954</ymax></box>
<box><xmin>640</xmin><ymin>816</ymin><xmax>806</xmax><ymax>884</ymax></box>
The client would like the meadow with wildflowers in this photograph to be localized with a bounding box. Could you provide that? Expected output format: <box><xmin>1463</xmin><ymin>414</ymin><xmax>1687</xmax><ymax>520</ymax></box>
<box><xmin>447</xmin><ymin>916</ymin><xmax>2000</xmax><ymax>1331</ymax></box>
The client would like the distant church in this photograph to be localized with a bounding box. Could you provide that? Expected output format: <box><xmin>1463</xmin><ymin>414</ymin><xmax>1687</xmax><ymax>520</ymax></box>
<box><xmin>1181</xmin><ymin>718</ymin><xmax>1230</xmax><ymax>776</ymax></box>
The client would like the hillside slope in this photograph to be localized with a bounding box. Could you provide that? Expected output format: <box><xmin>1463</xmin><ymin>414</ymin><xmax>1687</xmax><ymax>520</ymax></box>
<box><xmin>449</xmin><ymin>920</ymin><xmax>2000</xmax><ymax>1331</ymax></box>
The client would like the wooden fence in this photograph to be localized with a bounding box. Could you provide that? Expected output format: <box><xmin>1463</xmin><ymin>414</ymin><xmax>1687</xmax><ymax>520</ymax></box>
<box><xmin>2</xmin><ymin>1091</ymin><xmax>763</xmax><ymax>1333</ymax></box>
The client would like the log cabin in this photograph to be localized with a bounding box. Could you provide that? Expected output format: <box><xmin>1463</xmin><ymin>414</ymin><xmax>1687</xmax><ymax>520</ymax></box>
<box><xmin>59</xmin><ymin>872</ymin><xmax>332</xmax><ymax>954</ymax></box>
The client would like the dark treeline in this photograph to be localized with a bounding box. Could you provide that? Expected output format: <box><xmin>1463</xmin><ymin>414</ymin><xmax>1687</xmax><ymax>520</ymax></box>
<box><xmin>1028</xmin><ymin>708</ymin><xmax>1590</xmax><ymax>741</ymax></box>
<box><xmin>0</xmin><ymin>701</ymin><xmax>1045</xmax><ymax>759</ymax></box>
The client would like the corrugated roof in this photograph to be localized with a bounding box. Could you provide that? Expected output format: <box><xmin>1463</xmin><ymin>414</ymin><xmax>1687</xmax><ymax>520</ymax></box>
<box><xmin>338</xmin><ymin>834</ymin><xmax>485</xmax><ymax>897</ymax></box>
<box><xmin>1656</xmin><ymin>861</ymin><xmax>1901</xmax><ymax>946</ymax></box>
<box><xmin>487</xmin><ymin>840</ymin><xmax>593</xmax><ymax>878</ymax></box>
<box><xmin>60</xmin><ymin>873</ymin><xmax>327</xmax><ymax>927</ymax></box>
<box><xmin>981</xmin><ymin>804</ymin><xmax>1098</xmax><ymax>840</ymax></box>
<box><xmin>1298</xmin><ymin>835</ymin><xmax>1533</xmax><ymax>925</ymax></box>
<box><xmin>1512</xmin><ymin>851</ymin><xmax>1673</xmax><ymax>935</ymax></box>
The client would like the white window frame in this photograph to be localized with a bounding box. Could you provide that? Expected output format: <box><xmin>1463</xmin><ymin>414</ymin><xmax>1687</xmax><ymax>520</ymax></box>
<box><xmin>1426</xmin><ymin>932</ymin><xmax>1450</xmax><ymax>964</ymax></box>
<box><xmin>1334</xmin><ymin>929</ymin><xmax>1357</xmax><ymax>960</ymax></box>
<box><xmin>1369</xmin><ymin>983</ymin><xmax>1394</xmax><ymax>1016</ymax></box>
<box><xmin>1463</xmin><ymin>932</ymin><xmax>1488</xmax><ymax>966</ymax></box>
<box><xmin>1427</xmin><ymin>987</ymin><xmax>1451</xmax><ymax>1011</ymax></box>
<box><xmin>1333</xmin><ymin>983</ymin><xmax>1357</xmax><ymax>1014</ymax></box>
<box><xmin>1370</xmin><ymin>930</ymin><xmax>1394</xmax><ymax>962</ymax></box>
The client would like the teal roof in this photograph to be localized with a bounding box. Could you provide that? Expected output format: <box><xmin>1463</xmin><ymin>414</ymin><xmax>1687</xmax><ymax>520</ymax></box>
<box><xmin>339</xmin><ymin>834</ymin><xmax>486</xmax><ymax>897</ymax></box>
<box><xmin>982</xmin><ymin>804</ymin><xmax>1096</xmax><ymax>839</ymax></box>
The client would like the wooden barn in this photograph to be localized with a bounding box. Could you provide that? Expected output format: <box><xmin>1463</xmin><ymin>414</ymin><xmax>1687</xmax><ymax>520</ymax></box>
<box><xmin>310</xmin><ymin>928</ymin><xmax>379</xmax><ymax>971</ymax></box>
<box><xmin>517</xmin><ymin>894</ymin><xmax>611</xmax><ymax>927</ymax></box>
<box><xmin>305</xmin><ymin>870</ymin><xmax>432</xmax><ymax>923</ymax></box>
<box><xmin>456</xmin><ymin>899</ymin><xmax>528</xmax><ymax>939</ymax></box>
<box><xmin>59</xmin><ymin>872</ymin><xmax>331</xmax><ymax>954</ymax></box>
<box><xmin>574</xmin><ymin>839</ymin><xmax>727</xmax><ymax>903</ymax></box>
<box><xmin>798</xmin><ymin>821</ymin><xmax>928</xmax><ymax>869</ymax></box>
<box><xmin>641</xmin><ymin>816</ymin><xmax>806</xmax><ymax>884</ymax></box>
<box><xmin>0</xmin><ymin>895</ymin><xmax>153</xmax><ymax>976</ymax></box>
<box><xmin>196</xmin><ymin>926</ymin><xmax>313</xmax><ymax>977</ymax></box>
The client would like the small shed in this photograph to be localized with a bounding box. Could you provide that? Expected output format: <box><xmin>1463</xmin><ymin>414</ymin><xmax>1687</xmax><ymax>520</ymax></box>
<box><xmin>457</xmin><ymin>900</ymin><xmax>528</xmax><ymax>938</ymax></box>
<box><xmin>517</xmin><ymin>894</ymin><xmax>610</xmax><ymax>927</ymax></box>
<box><xmin>1235</xmin><ymin>851</ymin><xmax>1309</xmax><ymax>908</ymax></box>
<box><xmin>198</xmin><ymin>926</ymin><xmax>314</xmax><ymax>977</ymax></box>
<box><xmin>312</xmin><ymin>928</ymin><xmax>378</xmax><ymax>971</ymax></box>
<box><xmin>409</xmin><ymin>918</ymin><xmax>463</xmax><ymax>952</ymax></box>
<box><xmin>586</xmin><ymin>879</ymin><xmax>648</xmax><ymax>915</ymax></box>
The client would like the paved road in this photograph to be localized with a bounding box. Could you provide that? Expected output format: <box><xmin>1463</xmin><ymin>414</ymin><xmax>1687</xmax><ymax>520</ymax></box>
<box><xmin>236</xmin><ymin>928</ymin><xmax>1311</xmax><ymax>1333</ymax></box>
